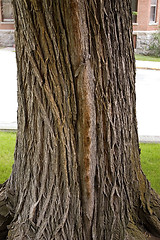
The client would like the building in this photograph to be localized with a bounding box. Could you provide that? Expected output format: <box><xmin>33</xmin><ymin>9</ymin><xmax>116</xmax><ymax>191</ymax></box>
<box><xmin>0</xmin><ymin>0</ymin><xmax>160</xmax><ymax>51</ymax></box>
<box><xmin>0</xmin><ymin>0</ymin><xmax>14</xmax><ymax>47</ymax></box>
<box><xmin>132</xmin><ymin>0</ymin><xmax>160</xmax><ymax>54</ymax></box>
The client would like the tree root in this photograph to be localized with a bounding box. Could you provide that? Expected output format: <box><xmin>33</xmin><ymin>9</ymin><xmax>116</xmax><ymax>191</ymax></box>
<box><xmin>126</xmin><ymin>187</ymin><xmax>160</xmax><ymax>240</ymax></box>
<box><xmin>140</xmin><ymin>189</ymin><xmax>160</xmax><ymax>238</ymax></box>
<box><xmin>125</xmin><ymin>221</ymin><xmax>148</xmax><ymax>240</ymax></box>
<box><xmin>126</xmin><ymin>222</ymin><xmax>160</xmax><ymax>240</ymax></box>
<box><xmin>0</xmin><ymin>183</ymin><xmax>13</xmax><ymax>239</ymax></box>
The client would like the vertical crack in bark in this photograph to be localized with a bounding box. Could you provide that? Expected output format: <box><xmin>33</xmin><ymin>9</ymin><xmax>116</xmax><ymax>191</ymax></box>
<box><xmin>77</xmin><ymin>60</ymin><xmax>96</xmax><ymax>239</ymax></box>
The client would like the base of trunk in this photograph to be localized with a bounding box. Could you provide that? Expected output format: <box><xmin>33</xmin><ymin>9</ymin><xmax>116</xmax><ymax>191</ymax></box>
<box><xmin>1</xmin><ymin>182</ymin><xmax>160</xmax><ymax>239</ymax></box>
<box><xmin>0</xmin><ymin>183</ymin><xmax>13</xmax><ymax>239</ymax></box>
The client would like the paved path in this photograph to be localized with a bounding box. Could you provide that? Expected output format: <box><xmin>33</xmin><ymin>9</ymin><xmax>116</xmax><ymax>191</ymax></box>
<box><xmin>136</xmin><ymin>60</ymin><xmax>160</xmax><ymax>71</ymax></box>
<box><xmin>136</xmin><ymin>60</ymin><xmax>160</xmax><ymax>141</ymax></box>
<box><xmin>0</xmin><ymin>48</ymin><xmax>17</xmax><ymax>130</ymax></box>
<box><xmin>0</xmin><ymin>48</ymin><xmax>160</xmax><ymax>142</ymax></box>
<box><xmin>136</xmin><ymin>68</ymin><xmax>160</xmax><ymax>142</ymax></box>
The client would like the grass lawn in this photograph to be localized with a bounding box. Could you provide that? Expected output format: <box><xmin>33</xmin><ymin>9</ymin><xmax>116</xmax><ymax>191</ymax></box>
<box><xmin>0</xmin><ymin>132</ymin><xmax>160</xmax><ymax>194</ymax></box>
<box><xmin>135</xmin><ymin>54</ymin><xmax>160</xmax><ymax>62</ymax></box>
<box><xmin>0</xmin><ymin>131</ymin><xmax>16</xmax><ymax>183</ymax></box>
<box><xmin>140</xmin><ymin>143</ymin><xmax>160</xmax><ymax>194</ymax></box>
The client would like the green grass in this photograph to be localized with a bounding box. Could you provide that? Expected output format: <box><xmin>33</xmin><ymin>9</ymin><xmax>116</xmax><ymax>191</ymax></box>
<box><xmin>140</xmin><ymin>143</ymin><xmax>160</xmax><ymax>194</ymax></box>
<box><xmin>0</xmin><ymin>132</ymin><xmax>160</xmax><ymax>195</ymax></box>
<box><xmin>0</xmin><ymin>131</ymin><xmax>16</xmax><ymax>183</ymax></box>
<box><xmin>135</xmin><ymin>54</ymin><xmax>160</xmax><ymax>62</ymax></box>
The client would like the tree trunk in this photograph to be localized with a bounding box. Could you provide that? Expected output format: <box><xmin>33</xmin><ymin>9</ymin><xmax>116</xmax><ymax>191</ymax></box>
<box><xmin>0</xmin><ymin>0</ymin><xmax>160</xmax><ymax>239</ymax></box>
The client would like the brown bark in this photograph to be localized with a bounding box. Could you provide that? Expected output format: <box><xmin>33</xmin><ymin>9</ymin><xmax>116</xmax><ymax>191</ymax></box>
<box><xmin>0</xmin><ymin>0</ymin><xmax>160</xmax><ymax>239</ymax></box>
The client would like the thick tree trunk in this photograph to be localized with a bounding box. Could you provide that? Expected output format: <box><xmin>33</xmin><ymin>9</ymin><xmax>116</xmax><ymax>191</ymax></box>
<box><xmin>1</xmin><ymin>0</ymin><xmax>160</xmax><ymax>239</ymax></box>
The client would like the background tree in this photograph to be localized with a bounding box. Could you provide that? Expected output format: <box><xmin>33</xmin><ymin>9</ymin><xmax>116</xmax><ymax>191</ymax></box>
<box><xmin>0</xmin><ymin>0</ymin><xmax>160</xmax><ymax>239</ymax></box>
<box><xmin>148</xmin><ymin>30</ymin><xmax>160</xmax><ymax>57</ymax></box>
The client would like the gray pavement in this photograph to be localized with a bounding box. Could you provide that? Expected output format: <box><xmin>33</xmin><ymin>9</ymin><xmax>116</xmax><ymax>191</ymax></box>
<box><xmin>136</xmin><ymin>68</ymin><xmax>160</xmax><ymax>142</ymax></box>
<box><xmin>0</xmin><ymin>47</ymin><xmax>17</xmax><ymax>130</ymax></box>
<box><xmin>139</xmin><ymin>135</ymin><xmax>160</xmax><ymax>143</ymax></box>
<box><xmin>136</xmin><ymin>60</ymin><xmax>160</xmax><ymax>71</ymax></box>
<box><xmin>0</xmin><ymin>48</ymin><xmax>160</xmax><ymax>143</ymax></box>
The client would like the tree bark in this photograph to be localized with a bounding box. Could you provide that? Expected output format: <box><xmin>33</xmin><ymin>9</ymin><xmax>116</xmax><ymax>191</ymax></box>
<box><xmin>1</xmin><ymin>0</ymin><xmax>160</xmax><ymax>239</ymax></box>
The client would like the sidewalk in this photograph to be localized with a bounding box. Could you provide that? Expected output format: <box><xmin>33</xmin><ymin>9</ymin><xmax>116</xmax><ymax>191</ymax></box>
<box><xmin>136</xmin><ymin>60</ymin><xmax>160</xmax><ymax>71</ymax></box>
<box><xmin>0</xmin><ymin>47</ymin><xmax>17</xmax><ymax>130</ymax></box>
<box><xmin>139</xmin><ymin>136</ymin><xmax>160</xmax><ymax>143</ymax></box>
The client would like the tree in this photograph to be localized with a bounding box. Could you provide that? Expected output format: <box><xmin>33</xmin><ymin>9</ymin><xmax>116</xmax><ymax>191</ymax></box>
<box><xmin>0</xmin><ymin>0</ymin><xmax>160</xmax><ymax>239</ymax></box>
<box><xmin>148</xmin><ymin>30</ymin><xmax>160</xmax><ymax>57</ymax></box>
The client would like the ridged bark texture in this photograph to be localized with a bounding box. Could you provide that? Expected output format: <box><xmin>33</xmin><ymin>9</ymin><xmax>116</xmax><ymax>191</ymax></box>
<box><xmin>0</xmin><ymin>0</ymin><xmax>160</xmax><ymax>239</ymax></box>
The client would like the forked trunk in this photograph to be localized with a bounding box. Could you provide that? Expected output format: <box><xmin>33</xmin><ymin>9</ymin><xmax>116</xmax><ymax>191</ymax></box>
<box><xmin>0</xmin><ymin>0</ymin><xmax>160</xmax><ymax>239</ymax></box>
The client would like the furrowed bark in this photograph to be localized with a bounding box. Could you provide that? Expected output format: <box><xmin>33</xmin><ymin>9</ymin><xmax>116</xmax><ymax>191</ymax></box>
<box><xmin>2</xmin><ymin>0</ymin><xmax>160</xmax><ymax>239</ymax></box>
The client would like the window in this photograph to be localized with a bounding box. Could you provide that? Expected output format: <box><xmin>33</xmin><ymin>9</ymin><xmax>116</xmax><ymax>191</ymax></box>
<box><xmin>132</xmin><ymin>0</ymin><xmax>138</xmax><ymax>23</ymax></box>
<box><xmin>1</xmin><ymin>0</ymin><xmax>14</xmax><ymax>22</ymax></box>
<box><xmin>150</xmin><ymin>0</ymin><xmax>157</xmax><ymax>23</ymax></box>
